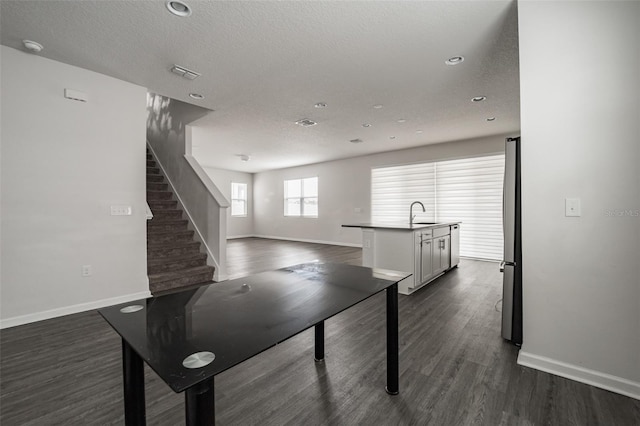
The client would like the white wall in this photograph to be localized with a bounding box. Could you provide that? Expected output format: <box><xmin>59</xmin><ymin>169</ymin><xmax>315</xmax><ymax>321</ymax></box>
<box><xmin>202</xmin><ymin>167</ymin><xmax>254</xmax><ymax>238</ymax></box>
<box><xmin>518</xmin><ymin>1</ymin><xmax>640</xmax><ymax>399</ymax></box>
<box><xmin>0</xmin><ymin>46</ymin><xmax>150</xmax><ymax>328</ymax></box>
<box><xmin>253</xmin><ymin>134</ymin><xmax>509</xmax><ymax>246</ymax></box>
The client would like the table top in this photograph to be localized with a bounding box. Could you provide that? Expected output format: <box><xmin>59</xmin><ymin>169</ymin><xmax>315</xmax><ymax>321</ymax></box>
<box><xmin>99</xmin><ymin>262</ymin><xmax>409</xmax><ymax>393</ymax></box>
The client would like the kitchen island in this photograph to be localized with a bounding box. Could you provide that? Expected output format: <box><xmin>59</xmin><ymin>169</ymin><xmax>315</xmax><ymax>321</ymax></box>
<box><xmin>342</xmin><ymin>222</ymin><xmax>460</xmax><ymax>295</ymax></box>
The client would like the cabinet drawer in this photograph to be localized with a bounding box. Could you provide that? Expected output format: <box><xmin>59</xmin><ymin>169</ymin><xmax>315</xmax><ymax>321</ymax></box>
<box><xmin>433</xmin><ymin>226</ymin><xmax>450</xmax><ymax>238</ymax></box>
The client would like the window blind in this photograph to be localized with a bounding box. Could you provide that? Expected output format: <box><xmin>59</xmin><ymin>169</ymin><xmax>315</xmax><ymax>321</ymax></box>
<box><xmin>435</xmin><ymin>155</ymin><xmax>505</xmax><ymax>260</ymax></box>
<box><xmin>371</xmin><ymin>163</ymin><xmax>436</xmax><ymax>223</ymax></box>
<box><xmin>371</xmin><ymin>154</ymin><xmax>505</xmax><ymax>261</ymax></box>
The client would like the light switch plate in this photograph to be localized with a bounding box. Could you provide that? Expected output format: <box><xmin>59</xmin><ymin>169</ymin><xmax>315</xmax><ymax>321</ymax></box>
<box><xmin>81</xmin><ymin>265</ymin><xmax>92</xmax><ymax>277</ymax></box>
<box><xmin>565</xmin><ymin>198</ymin><xmax>581</xmax><ymax>217</ymax></box>
<box><xmin>111</xmin><ymin>205</ymin><xmax>132</xmax><ymax>216</ymax></box>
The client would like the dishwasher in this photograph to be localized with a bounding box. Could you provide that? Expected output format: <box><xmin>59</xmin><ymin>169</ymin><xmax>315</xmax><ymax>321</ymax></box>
<box><xmin>450</xmin><ymin>224</ymin><xmax>460</xmax><ymax>268</ymax></box>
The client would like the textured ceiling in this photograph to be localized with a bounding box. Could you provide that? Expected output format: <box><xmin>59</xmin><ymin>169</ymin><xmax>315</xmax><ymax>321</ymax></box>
<box><xmin>1</xmin><ymin>1</ymin><xmax>520</xmax><ymax>173</ymax></box>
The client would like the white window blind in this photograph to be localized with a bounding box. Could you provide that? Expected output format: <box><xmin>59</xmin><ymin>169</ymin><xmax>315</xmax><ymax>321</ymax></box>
<box><xmin>435</xmin><ymin>155</ymin><xmax>505</xmax><ymax>261</ymax></box>
<box><xmin>371</xmin><ymin>163</ymin><xmax>436</xmax><ymax>223</ymax></box>
<box><xmin>371</xmin><ymin>154</ymin><xmax>505</xmax><ymax>261</ymax></box>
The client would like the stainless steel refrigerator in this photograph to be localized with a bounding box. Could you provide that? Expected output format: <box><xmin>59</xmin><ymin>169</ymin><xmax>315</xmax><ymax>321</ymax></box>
<box><xmin>501</xmin><ymin>136</ymin><xmax>522</xmax><ymax>345</ymax></box>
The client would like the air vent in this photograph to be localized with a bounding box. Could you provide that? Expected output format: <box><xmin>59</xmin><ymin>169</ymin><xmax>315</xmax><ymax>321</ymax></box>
<box><xmin>295</xmin><ymin>119</ymin><xmax>317</xmax><ymax>127</ymax></box>
<box><xmin>170</xmin><ymin>65</ymin><xmax>201</xmax><ymax>80</ymax></box>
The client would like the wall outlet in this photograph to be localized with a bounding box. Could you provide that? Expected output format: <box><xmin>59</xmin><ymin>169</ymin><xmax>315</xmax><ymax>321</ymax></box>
<box><xmin>81</xmin><ymin>265</ymin><xmax>92</xmax><ymax>277</ymax></box>
<box><xmin>364</xmin><ymin>240</ymin><xmax>371</xmax><ymax>249</ymax></box>
<box><xmin>111</xmin><ymin>205</ymin><xmax>132</xmax><ymax>216</ymax></box>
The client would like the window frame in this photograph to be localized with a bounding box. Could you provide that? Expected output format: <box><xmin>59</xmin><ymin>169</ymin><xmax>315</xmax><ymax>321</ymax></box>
<box><xmin>230</xmin><ymin>182</ymin><xmax>248</xmax><ymax>217</ymax></box>
<box><xmin>284</xmin><ymin>177</ymin><xmax>318</xmax><ymax>218</ymax></box>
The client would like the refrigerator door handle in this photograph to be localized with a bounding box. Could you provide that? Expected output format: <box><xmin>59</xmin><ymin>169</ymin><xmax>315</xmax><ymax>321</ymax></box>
<box><xmin>499</xmin><ymin>261</ymin><xmax>505</xmax><ymax>272</ymax></box>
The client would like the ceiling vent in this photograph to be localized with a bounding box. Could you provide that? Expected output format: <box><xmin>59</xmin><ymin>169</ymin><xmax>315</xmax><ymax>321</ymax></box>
<box><xmin>295</xmin><ymin>118</ymin><xmax>317</xmax><ymax>127</ymax></box>
<box><xmin>170</xmin><ymin>64</ymin><xmax>201</xmax><ymax>80</ymax></box>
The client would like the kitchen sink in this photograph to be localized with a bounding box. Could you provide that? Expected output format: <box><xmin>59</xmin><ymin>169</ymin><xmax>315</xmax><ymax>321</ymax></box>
<box><xmin>414</xmin><ymin>222</ymin><xmax>438</xmax><ymax>225</ymax></box>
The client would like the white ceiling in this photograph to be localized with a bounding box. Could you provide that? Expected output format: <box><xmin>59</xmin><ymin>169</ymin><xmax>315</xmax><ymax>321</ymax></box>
<box><xmin>1</xmin><ymin>1</ymin><xmax>520</xmax><ymax>173</ymax></box>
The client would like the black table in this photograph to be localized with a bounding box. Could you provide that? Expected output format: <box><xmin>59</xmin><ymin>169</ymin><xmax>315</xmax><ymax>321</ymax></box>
<box><xmin>99</xmin><ymin>262</ymin><xmax>409</xmax><ymax>425</ymax></box>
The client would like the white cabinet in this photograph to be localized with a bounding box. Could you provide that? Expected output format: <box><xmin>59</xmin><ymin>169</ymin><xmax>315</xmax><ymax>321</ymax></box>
<box><xmin>357</xmin><ymin>223</ymin><xmax>459</xmax><ymax>295</ymax></box>
<box><xmin>420</xmin><ymin>238</ymin><xmax>433</xmax><ymax>283</ymax></box>
<box><xmin>432</xmin><ymin>234</ymin><xmax>450</xmax><ymax>275</ymax></box>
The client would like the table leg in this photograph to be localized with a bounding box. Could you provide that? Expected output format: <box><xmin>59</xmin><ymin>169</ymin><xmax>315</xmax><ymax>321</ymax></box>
<box><xmin>122</xmin><ymin>339</ymin><xmax>146</xmax><ymax>425</ymax></box>
<box><xmin>314</xmin><ymin>321</ymin><xmax>324</xmax><ymax>362</ymax></box>
<box><xmin>386</xmin><ymin>283</ymin><xmax>399</xmax><ymax>395</ymax></box>
<box><xmin>185</xmin><ymin>378</ymin><xmax>215</xmax><ymax>426</ymax></box>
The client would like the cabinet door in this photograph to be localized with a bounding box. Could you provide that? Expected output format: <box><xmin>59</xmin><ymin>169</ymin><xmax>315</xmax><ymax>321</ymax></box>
<box><xmin>414</xmin><ymin>233</ymin><xmax>422</xmax><ymax>287</ymax></box>
<box><xmin>420</xmin><ymin>239</ymin><xmax>433</xmax><ymax>283</ymax></box>
<box><xmin>432</xmin><ymin>238</ymin><xmax>443</xmax><ymax>275</ymax></box>
<box><xmin>441</xmin><ymin>235</ymin><xmax>451</xmax><ymax>271</ymax></box>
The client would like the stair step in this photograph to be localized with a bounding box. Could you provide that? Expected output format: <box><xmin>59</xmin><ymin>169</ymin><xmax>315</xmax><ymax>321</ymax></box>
<box><xmin>147</xmin><ymin>175</ymin><xmax>164</xmax><ymax>183</ymax></box>
<box><xmin>146</xmin><ymin>166</ymin><xmax>160</xmax><ymax>175</ymax></box>
<box><xmin>147</xmin><ymin>253</ymin><xmax>208</xmax><ymax>274</ymax></box>
<box><xmin>147</xmin><ymin>182</ymin><xmax>168</xmax><ymax>191</ymax></box>
<box><xmin>147</xmin><ymin>218</ymin><xmax>188</xmax><ymax>232</ymax></box>
<box><xmin>147</xmin><ymin>241</ymin><xmax>201</xmax><ymax>258</ymax></box>
<box><xmin>149</xmin><ymin>265</ymin><xmax>215</xmax><ymax>294</ymax></box>
<box><xmin>148</xmin><ymin>200</ymin><xmax>178</xmax><ymax>210</ymax></box>
<box><xmin>146</xmin><ymin>190</ymin><xmax>173</xmax><ymax>200</ymax></box>
<box><xmin>151</xmin><ymin>209</ymin><xmax>182</xmax><ymax>219</ymax></box>
<box><xmin>146</xmin><ymin>160</ymin><xmax>156</xmax><ymax>167</ymax></box>
<box><xmin>148</xmin><ymin>229</ymin><xmax>194</xmax><ymax>244</ymax></box>
<box><xmin>146</xmin><ymin>154</ymin><xmax>152</xmax><ymax>160</ymax></box>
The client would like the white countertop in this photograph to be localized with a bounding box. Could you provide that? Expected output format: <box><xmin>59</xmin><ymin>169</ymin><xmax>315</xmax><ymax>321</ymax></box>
<box><xmin>342</xmin><ymin>222</ymin><xmax>460</xmax><ymax>231</ymax></box>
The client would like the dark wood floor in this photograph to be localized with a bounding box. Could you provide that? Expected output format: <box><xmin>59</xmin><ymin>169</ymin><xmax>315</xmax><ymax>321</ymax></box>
<box><xmin>1</xmin><ymin>238</ymin><xmax>638</xmax><ymax>425</ymax></box>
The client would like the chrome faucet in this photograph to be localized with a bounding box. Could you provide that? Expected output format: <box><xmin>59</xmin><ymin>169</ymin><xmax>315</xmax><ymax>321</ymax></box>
<box><xmin>409</xmin><ymin>201</ymin><xmax>426</xmax><ymax>226</ymax></box>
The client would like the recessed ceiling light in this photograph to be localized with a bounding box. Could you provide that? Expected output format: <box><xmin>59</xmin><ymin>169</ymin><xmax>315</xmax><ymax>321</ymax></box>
<box><xmin>238</xmin><ymin>154</ymin><xmax>250</xmax><ymax>162</ymax></box>
<box><xmin>189</xmin><ymin>93</ymin><xmax>204</xmax><ymax>100</ymax></box>
<box><xmin>486</xmin><ymin>117</ymin><xmax>496</xmax><ymax>121</ymax></box>
<box><xmin>166</xmin><ymin>1</ymin><xmax>192</xmax><ymax>17</ymax></box>
<box><xmin>472</xmin><ymin>96</ymin><xmax>487</xmax><ymax>102</ymax></box>
<box><xmin>22</xmin><ymin>40</ymin><xmax>43</xmax><ymax>53</ymax></box>
<box><xmin>445</xmin><ymin>56</ymin><xmax>465</xmax><ymax>65</ymax></box>
<box><xmin>350</xmin><ymin>138</ymin><xmax>364</xmax><ymax>144</ymax></box>
<box><xmin>314</xmin><ymin>102</ymin><xmax>327</xmax><ymax>108</ymax></box>
<box><xmin>373</xmin><ymin>104</ymin><xmax>384</xmax><ymax>109</ymax></box>
<box><xmin>362</xmin><ymin>123</ymin><xmax>371</xmax><ymax>128</ymax></box>
<box><xmin>416</xmin><ymin>130</ymin><xmax>424</xmax><ymax>134</ymax></box>
<box><xmin>397</xmin><ymin>119</ymin><xmax>406</xmax><ymax>123</ymax></box>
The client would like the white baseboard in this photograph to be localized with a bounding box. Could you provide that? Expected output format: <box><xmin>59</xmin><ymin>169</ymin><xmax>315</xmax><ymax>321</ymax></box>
<box><xmin>254</xmin><ymin>234</ymin><xmax>362</xmax><ymax>248</ymax></box>
<box><xmin>227</xmin><ymin>234</ymin><xmax>256</xmax><ymax>240</ymax></box>
<box><xmin>518</xmin><ymin>351</ymin><xmax>640</xmax><ymax>400</ymax></box>
<box><xmin>0</xmin><ymin>290</ymin><xmax>152</xmax><ymax>329</ymax></box>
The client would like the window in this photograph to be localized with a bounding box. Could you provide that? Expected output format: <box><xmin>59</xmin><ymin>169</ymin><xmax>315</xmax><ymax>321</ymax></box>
<box><xmin>231</xmin><ymin>182</ymin><xmax>247</xmax><ymax>217</ymax></box>
<box><xmin>284</xmin><ymin>177</ymin><xmax>318</xmax><ymax>217</ymax></box>
<box><xmin>371</xmin><ymin>154</ymin><xmax>505</xmax><ymax>260</ymax></box>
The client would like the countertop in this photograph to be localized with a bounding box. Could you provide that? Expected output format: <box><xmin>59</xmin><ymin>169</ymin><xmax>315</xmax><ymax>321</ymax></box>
<box><xmin>342</xmin><ymin>222</ymin><xmax>460</xmax><ymax>231</ymax></box>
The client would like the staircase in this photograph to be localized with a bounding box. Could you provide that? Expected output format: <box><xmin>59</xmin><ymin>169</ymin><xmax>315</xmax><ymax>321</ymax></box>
<box><xmin>146</xmin><ymin>149</ymin><xmax>215</xmax><ymax>294</ymax></box>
